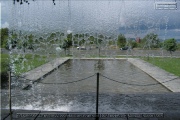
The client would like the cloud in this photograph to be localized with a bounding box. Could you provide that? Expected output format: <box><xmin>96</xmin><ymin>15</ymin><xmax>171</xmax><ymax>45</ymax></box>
<box><xmin>174</xmin><ymin>29</ymin><xmax>180</xmax><ymax>32</ymax></box>
<box><xmin>1</xmin><ymin>22</ymin><xmax>9</xmax><ymax>28</ymax></box>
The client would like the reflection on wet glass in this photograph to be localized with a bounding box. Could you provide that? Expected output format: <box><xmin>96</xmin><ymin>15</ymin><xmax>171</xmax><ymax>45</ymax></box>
<box><xmin>1</xmin><ymin>0</ymin><xmax>180</xmax><ymax>114</ymax></box>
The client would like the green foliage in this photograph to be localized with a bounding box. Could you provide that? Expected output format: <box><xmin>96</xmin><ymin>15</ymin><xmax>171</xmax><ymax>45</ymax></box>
<box><xmin>164</xmin><ymin>38</ymin><xmax>177</xmax><ymax>55</ymax></box>
<box><xmin>60</xmin><ymin>39</ymin><xmax>71</xmax><ymax>50</ymax></box>
<box><xmin>79</xmin><ymin>34</ymin><xmax>84</xmax><ymax>38</ymax></box>
<box><xmin>128</xmin><ymin>40</ymin><xmax>137</xmax><ymax>49</ymax></box>
<box><xmin>15</xmin><ymin>34</ymin><xmax>35</xmax><ymax>52</ymax></box>
<box><xmin>12</xmin><ymin>54</ymin><xmax>48</xmax><ymax>75</ymax></box>
<box><xmin>142</xmin><ymin>33</ymin><xmax>160</xmax><ymax>48</ymax></box>
<box><xmin>72</xmin><ymin>34</ymin><xmax>78</xmax><ymax>45</ymax></box>
<box><xmin>1</xmin><ymin>28</ymin><xmax>9</xmax><ymax>48</ymax></box>
<box><xmin>67</xmin><ymin>33</ymin><xmax>73</xmax><ymax>42</ymax></box>
<box><xmin>98</xmin><ymin>34</ymin><xmax>104</xmax><ymax>39</ymax></box>
<box><xmin>97</xmin><ymin>39</ymin><xmax>103</xmax><ymax>45</ymax></box>
<box><xmin>85</xmin><ymin>33</ymin><xmax>89</xmax><ymax>37</ymax></box>
<box><xmin>97</xmin><ymin>34</ymin><xmax>104</xmax><ymax>45</ymax></box>
<box><xmin>0</xmin><ymin>54</ymin><xmax>10</xmax><ymax>73</ymax></box>
<box><xmin>142</xmin><ymin>57</ymin><xmax>180</xmax><ymax>76</ymax></box>
<box><xmin>108</xmin><ymin>40</ymin><xmax>114</xmax><ymax>45</ymax></box>
<box><xmin>60</xmin><ymin>33</ymin><xmax>65</xmax><ymax>36</ymax></box>
<box><xmin>50</xmin><ymin>32</ymin><xmax>56</xmax><ymax>38</ymax></box>
<box><xmin>6</xmin><ymin>36</ymin><xmax>18</xmax><ymax>49</ymax></box>
<box><xmin>158</xmin><ymin>42</ymin><xmax>164</xmax><ymax>48</ymax></box>
<box><xmin>79</xmin><ymin>39</ymin><xmax>85</xmax><ymax>46</ymax></box>
<box><xmin>117</xmin><ymin>34</ymin><xmax>126</xmax><ymax>48</ymax></box>
<box><xmin>74</xmin><ymin>34</ymin><xmax>79</xmax><ymax>38</ymax></box>
<box><xmin>1</xmin><ymin>28</ymin><xmax>9</xmax><ymax>39</ymax></box>
<box><xmin>131</xmin><ymin>41</ymin><xmax>138</xmax><ymax>48</ymax></box>
<box><xmin>0</xmin><ymin>54</ymin><xmax>49</xmax><ymax>75</ymax></box>
<box><xmin>60</xmin><ymin>33</ymin><xmax>73</xmax><ymax>55</ymax></box>
<box><xmin>27</xmin><ymin>34</ymin><xmax>35</xmax><ymax>50</ymax></box>
<box><xmin>88</xmin><ymin>36</ymin><xmax>95</xmax><ymax>44</ymax></box>
<box><xmin>0</xmin><ymin>29</ymin><xmax>35</xmax><ymax>51</ymax></box>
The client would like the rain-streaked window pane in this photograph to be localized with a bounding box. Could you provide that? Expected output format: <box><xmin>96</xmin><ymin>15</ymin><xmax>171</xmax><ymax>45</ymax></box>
<box><xmin>1</xmin><ymin>0</ymin><xmax>180</xmax><ymax>119</ymax></box>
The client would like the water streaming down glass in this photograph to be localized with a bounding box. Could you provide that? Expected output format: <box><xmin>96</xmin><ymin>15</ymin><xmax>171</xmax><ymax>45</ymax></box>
<box><xmin>1</xmin><ymin>0</ymin><xmax>180</xmax><ymax>115</ymax></box>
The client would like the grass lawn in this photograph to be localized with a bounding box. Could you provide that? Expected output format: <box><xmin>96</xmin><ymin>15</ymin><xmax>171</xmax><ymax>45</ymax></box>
<box><xmin>142</xmin><ymin>57</ymin><xmax>180</xmax><ymax>76</ymax></box>
<box><xmin>0</xmin><ymin>54</ymin><xmax>53</xmax><ymax>75</ymax></box>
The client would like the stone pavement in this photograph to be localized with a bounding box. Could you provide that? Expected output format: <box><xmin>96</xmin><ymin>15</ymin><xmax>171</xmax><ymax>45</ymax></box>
<box><xmin>128</xmin><ymin>58</ymin><xmax>180</xmax><ymax>92</ymax></box>
<box><xmin>21</xmin><ymin>57</ymin><xmax>70</xmax><ymax>82</ymax></box>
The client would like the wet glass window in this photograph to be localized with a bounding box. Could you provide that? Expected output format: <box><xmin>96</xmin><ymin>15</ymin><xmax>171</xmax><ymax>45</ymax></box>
<box><xmin>1</xmin><ymin>0</ymin><xmax>180</xmax><ymax>119</ymax></box>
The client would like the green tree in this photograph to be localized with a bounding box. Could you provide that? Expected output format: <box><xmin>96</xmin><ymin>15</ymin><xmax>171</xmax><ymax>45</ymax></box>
<box><xmin>67</xmin><ymin>33</ymin><xmax>73</xmax><ymax>42</ymax></box>
<box><xmin>79</xmin><ymin>39</ymin><xmax>85</xmax><ymax>46</ymax></box>
<box><xmin>6</xmin><ymin>33</ymin><xmax>18</xmax><ymax>49</ymax></box>
<box><xmin>60</xmin><ymin>32</ymin><xmax>65</xmax><ymax>36</ymax></box>
<box><xmin>117</xmin><ymin>34</ymin><xmax>126</xmax><ymax>48</ymax></box>
<box><xmin>97</xmin><ymin>34</ymin><xmax>104</xmax><ymax>45</ymax></box>
<box><xmin>85</xmin><ymin>33</ymin><xmax>89</xmax><ymax>37</ymax></box>
<box><xmin>27</xmin><ymin>34</ymin><xmax>35</xmax><ymax>50</ymax></box>
<box><xmin>74</xmin><ymin>34</ymin><xmax>79</xmax><ymax>38</ymax></box>
<box><xmin>15</xmin><ymin>34</ymin><xmax>34</xmax><ymax>52</ymax></box>
<box><xmin>50</xmin><ymin>32</ymin><xmax>56</xmax><ymax>38</ymax></box>
<box><xmin>128</xmin><ymin>40</ymin><xmax>137</xmax><ymax>49</ymax></box>
<box><xmin>142</xmin><ymin>33</ymin><xmax>160</xmax><ymax>49</ymax></box>
<box><xmin>48</xmin><ymin>32</ymin><xmax>56</xmax><ymax>44</ymax></box>
<box><xmin>1</xmin><ymin>28</ymin><xmax>9</xmax><ymax>48</ymax></box>
<box><xmin>60</xmin><ymin>39</ymin><xmax>72</xmax><ymax>55</ymax></box>
<box><xmin>79</xmin><ymin>34</ymin><xmax>84</xmax><ymax>38</ymax></box>
<box><xmin>98</xmin><ymin>34</ymin><xmax>104</xmax><ymax>39</ymax></box>
<box><xmin>60</xmin><ymin>33</ymin><xmax>72</xmax><ymax>55</ymax></box>
<box><xmin>164</xmin><ymin>38</ymin><xmax>177</xmax><ymax>56</ymax></box>
<box><xmin>73</xmin><ymin>34</ymin><xmax>79</xmax><ymax>45</ymax></box>
<box><xmin>88</xmin><ymin>35</ymin><xmax>95</xmax><ymax>44</ymax></box>
<box><xmin>17</xmin><ymin>37</ymin><xmax>28</xmax><ymax>52</ymax></box>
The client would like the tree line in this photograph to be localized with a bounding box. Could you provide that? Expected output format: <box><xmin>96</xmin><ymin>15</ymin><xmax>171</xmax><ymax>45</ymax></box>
<box><xmin>1</xmin><ymin>28</ymin><xmax>179</xmax><ymax>55</ymax></box>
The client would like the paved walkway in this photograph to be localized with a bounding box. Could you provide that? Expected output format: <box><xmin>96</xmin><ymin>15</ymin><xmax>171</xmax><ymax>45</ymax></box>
<box><xmin>128</xmin><ymin>58</ymin><xmax>180</xmax><ymax>92</ymax></box>
<box><xmin>21</xmin><ymin>58</ymin><xmax>69</xmax><ymax>82</ymax></box>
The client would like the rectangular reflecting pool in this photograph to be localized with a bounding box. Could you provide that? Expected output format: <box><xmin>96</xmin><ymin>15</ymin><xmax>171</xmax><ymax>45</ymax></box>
<box><xmin>36</xmin><ymin>59</ymin><xmax>170</xmax><ymax>94</ymax></box>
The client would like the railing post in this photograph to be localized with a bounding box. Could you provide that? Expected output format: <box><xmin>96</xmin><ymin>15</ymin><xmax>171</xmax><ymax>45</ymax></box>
<box><xmin>9</xmin><ymin>71</ymin><xmax>12</xmax><ymax>120</ymax></box>
<box><xmin>96</xmin><ymin>72</ymin><xmax>99</xmax><ymax>120</ymax></box>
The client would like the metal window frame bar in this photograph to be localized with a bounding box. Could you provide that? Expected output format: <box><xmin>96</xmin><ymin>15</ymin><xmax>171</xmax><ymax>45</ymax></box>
<box><xmin>155</xmin><ymin>2</ymin><xmax>177</xmax><ymax>10</ymax></box>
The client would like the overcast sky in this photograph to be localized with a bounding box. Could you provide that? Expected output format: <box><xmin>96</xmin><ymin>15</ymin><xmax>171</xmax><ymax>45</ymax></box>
<box><xmin>1</xmin><ymin>0</ymin><xmax>180</xmax><ymax>39</ymax></box>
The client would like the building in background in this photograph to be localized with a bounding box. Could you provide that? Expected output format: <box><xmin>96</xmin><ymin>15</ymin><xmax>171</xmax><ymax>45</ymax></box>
<box><xmin>136</xmin><ymin>37</ymin><xmax>141</xmax><ymax>43</ymax></box>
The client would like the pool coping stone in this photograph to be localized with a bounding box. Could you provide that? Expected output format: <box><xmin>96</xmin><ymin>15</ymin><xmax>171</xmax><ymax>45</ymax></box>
<box><xmin>127</xmin><ymin>58</ymin><xmax>180</xmax><ymax>92</ymax></box>
<box><xmin>21</xmin><ymin>57</ymin><xmax>70</xmax><ymax>83</ymax></box>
